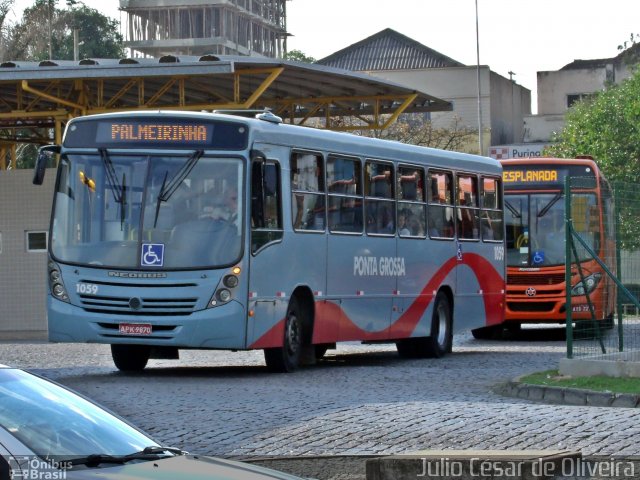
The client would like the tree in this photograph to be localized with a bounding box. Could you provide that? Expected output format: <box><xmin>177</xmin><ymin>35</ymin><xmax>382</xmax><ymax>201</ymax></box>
<box><xmin>329</xmin><ymin>113</ymin><xmax>478</xmax><ymax>153</ymax></box>
<box><xmin>370</xmin><ymin>114</ymin><xmax>479</xmax><ymax>153</ymax></box>
<box><xmin>545</xmin><ymin>67</ymin><xmax>640</xmax><ymax>249</ymax></box>
<box><xmin>5</xmin><ymin>0</ymin><xmax>123</xmax><ymax>61</ymax></box>
<box><xmin>0</xmin><ymin>0</ymin><xmax>13</xmax><ymax>61</ymax></box>
<box><xmin>545</xmin><ymin>69</ymin><xmax>640</xmax><ymax>185</ymax></box>
<box><xmin>283</xmin><ymin>49</ymin><xmax>316</xmax><ymax>63</ymax></box>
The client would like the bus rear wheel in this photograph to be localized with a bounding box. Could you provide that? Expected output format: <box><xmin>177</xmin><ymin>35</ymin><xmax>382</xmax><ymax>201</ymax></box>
<box><xmin>424</xmin><ymin>291</ymin><xmax>453</xmax><ymax>358</ymax></box>
<box><xmin>264</xmin><ymin>296</ymin><xmax>305</xmax><ymax>373</ymax></box>
<box><xmin>111</xmin><ymin>344</ymin><xmax>150</xmax><ymax>372</ymax></box>
<box><xmin>396</xmin><ymin>291</ymin><xmax>452</xmax><ymax>358</ymax></box>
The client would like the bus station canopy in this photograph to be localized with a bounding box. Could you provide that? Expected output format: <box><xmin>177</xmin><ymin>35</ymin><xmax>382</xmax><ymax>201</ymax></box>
<box><xmin>0</xmin><ymin>55</ymin><xmax>452</xmax><ymax>146</ymax></box>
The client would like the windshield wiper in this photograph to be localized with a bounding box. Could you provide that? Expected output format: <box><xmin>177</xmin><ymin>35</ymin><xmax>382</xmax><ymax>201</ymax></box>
<box><xmin>153</xmin><ymin>170</ymin><xmax>169</xmax><ymax>229</ymax></box>
<box><xmin>62</xmin><ymin>446</ymin><xmax>187</xmax><ymax>468</ymax></box>
<box><xmin>504</xmin><ymin>200</ymin><xmax>521</xmax><ymax>218</ymax></box>
<box><xmin>120</xmin><ymin>172</ymin><xmax>127</xmax><ymax>231</ymax></box>
<box><xmin>99</xmin><ymin>148</ymin><xmax>123</xmax><ymax>205</ymax></box>
<box><xmin>152</xmin><ymin>150</ymin><xmax>203</xmax><ymax>228</ymax></box>
<box><xmin>157</xmin><ymin>150</ymin><xmax>203</xmax><ymax>203</ymax></box>
<box><xmin>537</xmin><ymin>192</ymin><xmax>563</xmax><ymax>218</ymax></box>
<box><xmin>99</xmin><ymin>148</ymin><xmax>128</xmax><ymax>229</ymax></box>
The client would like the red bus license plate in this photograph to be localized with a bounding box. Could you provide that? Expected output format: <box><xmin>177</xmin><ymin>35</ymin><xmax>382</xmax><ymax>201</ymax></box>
<box><xmin>119</xmin><ymin>323</ymin><xmax>152</xmax><ymax>336</ymax></box>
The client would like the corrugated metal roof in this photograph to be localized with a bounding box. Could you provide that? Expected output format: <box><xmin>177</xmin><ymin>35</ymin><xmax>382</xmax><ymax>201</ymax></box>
<box><xmin>317</xmin><ymin>28</ymin><xmax>465</xmax><ymax>71</ymax></box>
<box><xmin>0</xmin><ymin>55</ymin><xmax>452</xmax><ymax>136</ymax></box>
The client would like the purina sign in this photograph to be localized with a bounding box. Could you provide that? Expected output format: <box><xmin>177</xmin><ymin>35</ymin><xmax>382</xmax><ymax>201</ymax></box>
<box><xmin>488</xmin><ymin>143</ymin><xmax>550</xmax><ymax>160</ymax></box>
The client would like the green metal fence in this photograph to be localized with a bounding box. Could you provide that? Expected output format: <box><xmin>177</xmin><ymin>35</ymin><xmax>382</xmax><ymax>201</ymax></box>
<box><xmin>566</xmin><ymin>178</ymin><xmax>640</xmax><ymax>359</ymax></box>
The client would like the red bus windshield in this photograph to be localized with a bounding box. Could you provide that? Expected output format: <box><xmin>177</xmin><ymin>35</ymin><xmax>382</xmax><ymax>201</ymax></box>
<box><xmin>505</xmin><ymin>192</ymin><xmax>600</xmax><ymax>267</ymax></box>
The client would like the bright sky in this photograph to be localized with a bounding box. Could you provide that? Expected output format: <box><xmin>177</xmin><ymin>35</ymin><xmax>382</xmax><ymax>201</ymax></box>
<box><xmin>9</xmin><ymin>0</ymin><xmax>640</xmax><ymax>111</ymax></box>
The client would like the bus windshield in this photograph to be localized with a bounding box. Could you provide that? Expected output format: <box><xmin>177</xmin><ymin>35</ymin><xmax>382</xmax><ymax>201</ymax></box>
<box><xmin>51</xmin><ymin>152</ymin><xmax>243</xmax><ymax>269</ymax></box>
<box><xmin>505</xmin><ymin>192</ymin><xmax>599</xmax><ymax>267</ymax></box>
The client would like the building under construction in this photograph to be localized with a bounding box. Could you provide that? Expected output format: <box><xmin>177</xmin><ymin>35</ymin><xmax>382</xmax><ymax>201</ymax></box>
<box><xmin>120</xmin><ymin>0</ymin><xmax>288</xmax><ymax>58</ymax></box>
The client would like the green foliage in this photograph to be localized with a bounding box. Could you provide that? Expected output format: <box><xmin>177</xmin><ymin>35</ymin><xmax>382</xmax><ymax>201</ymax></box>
<box><xmin>283</xmin><ymin>49</ymin><xmax>316</xmax><ymax>63</ymax></box>
<box><xmin>5</xmin><ymin>0</ymin><xmax>123</xmax><ymax>61</ymax></box>
<box><xmin>546</xmin><ymin>70</ymin><xmax>640</xmax><ymax>185</ymax></box>
<box><xmin>546</xmin><ymin>70</ymin><xmax>640</xmax><ymax>250</ymax></box>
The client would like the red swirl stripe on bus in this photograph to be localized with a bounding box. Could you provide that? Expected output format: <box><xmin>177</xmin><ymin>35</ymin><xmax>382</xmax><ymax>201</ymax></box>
<box><xmin>250</xmin><ymin>253</ymin><xmax>504</xmax><ymax>349</ymax></box>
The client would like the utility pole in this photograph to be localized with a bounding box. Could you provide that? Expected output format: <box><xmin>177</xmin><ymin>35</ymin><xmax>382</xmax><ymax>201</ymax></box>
<box><xmin>48</xmin><ymin>0</ymin><xmax>53</xmax><ymax>59</ymax></box>
<box><xmin>475</xmin><ymin>0</ymin><xmax>483</xmax><ymax>156</ymax></box>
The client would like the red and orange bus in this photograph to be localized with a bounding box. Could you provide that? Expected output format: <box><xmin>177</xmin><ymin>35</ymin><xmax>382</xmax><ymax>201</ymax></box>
<box><xmin>474</xmin><ymin>157</ymin><xmax>615</xmax><ymax>338</ymax></box>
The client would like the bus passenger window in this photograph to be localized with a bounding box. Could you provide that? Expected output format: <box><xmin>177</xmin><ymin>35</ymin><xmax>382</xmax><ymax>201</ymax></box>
<box><xmin>397</xmin><ymin>166</ymin><xmax>426</xmax><ymax>238</ymax></box>
<box><xmin>327</xmin><ymin>156</ymin><xmax>363</xmax><ymax>234</ymax></box>
<box><xmin>427</xmin><ymin>170</ymin><xmax>454</xmax><ymax>238</ymax></box>
<box><xmin>291</xmin><ymin>152</ymin><xmax>325</xmax><ymax>232</ymax></box>
<box><xmin>456</xmin><ymin>175</ymin><xmax>479</xmax><ymax>240</ymax></box>
<box><xmin>480</xmin><ymin>177</ymin><xmax>503</xmax><ymax>242</ymax></box>
<box><xmin>365</xmin><ymin>160</ymin><xmax>394</xmax><ymax>236</ymax></box>
<box><xmin>365</xmin><ymin>161</ymin><xmax>393</xmax><ymax>198</ymax></box>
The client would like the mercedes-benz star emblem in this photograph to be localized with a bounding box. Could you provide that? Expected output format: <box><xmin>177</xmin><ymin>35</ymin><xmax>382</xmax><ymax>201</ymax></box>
<box><xmin>129</xmin><ymin>297</ymin><xmax>142</xmax><ymax>310</ymax></box>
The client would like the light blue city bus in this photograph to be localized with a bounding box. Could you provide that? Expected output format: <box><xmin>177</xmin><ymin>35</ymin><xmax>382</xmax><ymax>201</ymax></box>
<box><xmin>33</xmin><ymin>110</ymin><xmax>505</xmax><ymax>372</ymax></box>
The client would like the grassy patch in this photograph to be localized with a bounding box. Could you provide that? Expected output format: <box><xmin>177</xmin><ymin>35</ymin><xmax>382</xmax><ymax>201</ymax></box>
<box><xmin>520</xmin><ymin>370</ymin><xmax>640</xmax><ymax>394</ymax></box>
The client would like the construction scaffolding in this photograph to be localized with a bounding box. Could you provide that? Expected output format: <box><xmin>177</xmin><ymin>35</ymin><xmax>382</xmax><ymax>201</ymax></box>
<box><xmin>120</xmin><ymin>0</ymin><xmax>288</xmax><ymax>57</ymax></box>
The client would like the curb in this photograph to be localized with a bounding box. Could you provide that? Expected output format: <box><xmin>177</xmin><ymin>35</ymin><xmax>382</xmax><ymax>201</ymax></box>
<box><xmin>494</xmin><ymin>379</ymin><xmax>640</xmax><ymax>408</ymax></box>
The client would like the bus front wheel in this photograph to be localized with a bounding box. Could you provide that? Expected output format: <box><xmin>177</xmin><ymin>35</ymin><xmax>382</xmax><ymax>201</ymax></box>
<box><xmin>264</xmin><ymin>296</ymin><xmax>305</xmax><ymax>373</ymax></box>
<box><xmin>111</xmin><ymin>344</ymin><xmax>150</xmax><ymax>372</ymax></box>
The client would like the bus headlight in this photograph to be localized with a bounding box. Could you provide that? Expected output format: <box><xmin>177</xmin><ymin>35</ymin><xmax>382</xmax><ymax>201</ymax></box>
<box><xmin>208</xmin><ymin>268</ymin><xmax>240</xmax><ymax>308</ymax></box>
<box><xmin>217</xmin><ymin>289</ymin><xmax>232</xmax><ymax>303</ymax></box>
<box><xmin>223</xmin><ymin>274</ymin><xmax>239</xmax><ymax>288</ymax></box>
<box><xmin>48</xmin><ymin>261</ymin><xmax>69</xmax><ymax>302</ymax></box>
<box><xmin>571</xmin><ymin>273</ymin><xmax>602</xmax><ymax>296</ymax></box>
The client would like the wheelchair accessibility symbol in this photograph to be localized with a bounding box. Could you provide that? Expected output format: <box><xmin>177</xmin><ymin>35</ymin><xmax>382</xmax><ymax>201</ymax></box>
<box><xmin>141</xmin><ymin>243</ymin><xmax>164</xmax><ymax>267</ymax></box>
<box><xmin>532</xmin><ymin>251</ymin><xmax>545</xmax><ymax>265</ymax></box>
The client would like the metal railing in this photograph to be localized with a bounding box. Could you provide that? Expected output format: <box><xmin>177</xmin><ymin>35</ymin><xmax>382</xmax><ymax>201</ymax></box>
<box><xmin>565</xmin><ymin>178</ymin><xmax>640</xmax><ymax>359</ymax></box>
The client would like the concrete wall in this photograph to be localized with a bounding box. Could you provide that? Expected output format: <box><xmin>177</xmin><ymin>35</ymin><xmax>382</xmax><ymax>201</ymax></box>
<box><xmin>363</xmin><ymin>66</ymin><xmax>530</xmax><ymax>151</ymax></box>
<box><xmin>537</xmin><ymin>68</ymin><xmax>608</xmax><ymax>115</ymax></box>
<box><xmin>367</xmin><ymin>66</ymin><xmax>491</xmax><ymax>131</ymax></box>
<box><xmin>0</xmin><ymin>168</ymin><xmax>55</xmax><ymax>338</ymax></box>
<box><xmin>523</xmin><ymin>113</ymin><xmax>565</xmax><ymax>143</ymax></box>
<box><xmin>489</xmin><ymin>71</ymin><xmax>531</xmax><ymax>146</ymax></box>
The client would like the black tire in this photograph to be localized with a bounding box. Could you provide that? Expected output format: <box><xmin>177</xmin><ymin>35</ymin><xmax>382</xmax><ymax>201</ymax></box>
<box><xmin>424</xmin><ymin>291</ymin><xmax>452</xmax><ymax>358</ymax></box>
<box><xmin>396</xmin><ymin>291</ymin><xmax>452</xmax><ymax>359</ymax></box>
<box><xmin>264</xmin><ymin>296</ymin><xmax>305</xmax><ymax>372</ymax></box>
<box><xmin>111</xmin><ymin>344</ymin><xmax>150</xmax><ymax>372</ymax></box>
<box><xmin>602</xmin><ymin>314</ymin><xmax>615</xmax><ymax>330</ymax></box>
<box><xmin>472</xmin><ymin>325</ymin><xmax>503</xmax><ymax>340</ymax></box>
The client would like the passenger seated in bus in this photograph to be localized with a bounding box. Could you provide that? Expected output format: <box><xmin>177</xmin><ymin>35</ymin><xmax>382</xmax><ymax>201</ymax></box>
<box><xmin>378</xmin><ymin>204</ymin><xmax>394</xmax><ymax>233</ymax></box>
<box><xmin>398</xmin><ymin>210</ymin><xmax>411</xmax><ymax>236</ymax></box>
<box><xmin>410</xmin><ymin>216</ymin><xmax>425</xmax><ymax>236</ymax></box>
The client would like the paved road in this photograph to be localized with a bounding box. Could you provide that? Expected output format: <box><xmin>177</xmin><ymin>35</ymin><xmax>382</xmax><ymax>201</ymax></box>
<box><xmin>3</xmin><ymin>328</ymin><xmax>639</xmax><ymax>458</ymax></box>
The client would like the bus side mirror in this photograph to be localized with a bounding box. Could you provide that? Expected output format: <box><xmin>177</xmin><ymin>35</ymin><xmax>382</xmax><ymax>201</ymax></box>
<box><xmin>33</xmin><ymin>145</ymin><xmax>60</xmax><ymax>185</ymax></box>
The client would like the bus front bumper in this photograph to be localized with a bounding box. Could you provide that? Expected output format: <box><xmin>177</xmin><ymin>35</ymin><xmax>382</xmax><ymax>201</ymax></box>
<box><xmin>505</xmin><ymin>292</ymin><xmax>607</xmax><ymax>323</ymax></box>
<box><xmin>47</xmin><ymin>296</ymin><xmax>248</xmax><ymax>349</ymax></box>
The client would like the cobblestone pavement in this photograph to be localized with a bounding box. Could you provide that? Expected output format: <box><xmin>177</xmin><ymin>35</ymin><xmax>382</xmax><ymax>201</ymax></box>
<box><xmin>2</xmin><ymin>327</ymin><xmax>640</xmax><ymax>458</ymax></box>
